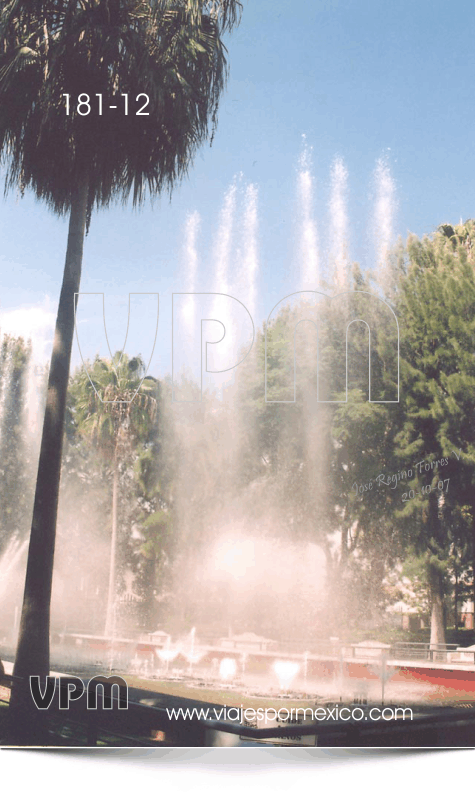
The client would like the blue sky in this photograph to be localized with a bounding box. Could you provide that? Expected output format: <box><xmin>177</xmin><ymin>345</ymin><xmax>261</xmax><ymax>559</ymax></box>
<box><xmin>1</xmin><ymin>0</ymin><xmax>475</xmax><ymax>378</ymax></box>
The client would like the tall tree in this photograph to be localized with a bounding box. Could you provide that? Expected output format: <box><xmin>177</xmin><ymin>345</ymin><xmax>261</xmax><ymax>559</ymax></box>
<box><xmin>132</xmin><ymin>441</ymin><xmax>174</xmax><ymax>629</ymax></box>
<box><xmin>70</xmin><ymin>352</ymin><xmax>158</xmax><ymax>636</ymax></box>
<box><xmin>0</xmin><ymin>0</ymin><xmax>242</xmax><ymax>743</ymax></box>
<box><xmin>395</xmin><ymin>223</ymin><xmax>475</xmax><ymax>646</ymax></box>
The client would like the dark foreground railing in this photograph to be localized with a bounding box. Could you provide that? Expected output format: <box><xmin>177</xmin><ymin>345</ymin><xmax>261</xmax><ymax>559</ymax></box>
<box><xmin>1</xmin><ymin>672</ymin><xmax>475</xmax><ymax>747</ymax></box>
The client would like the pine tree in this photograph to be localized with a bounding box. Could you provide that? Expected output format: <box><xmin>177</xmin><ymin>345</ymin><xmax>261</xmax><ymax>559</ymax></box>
<box><xmin>395</xmin><ymin>222</ymin><xmax>475</xmax><ymax>645</ymax></box>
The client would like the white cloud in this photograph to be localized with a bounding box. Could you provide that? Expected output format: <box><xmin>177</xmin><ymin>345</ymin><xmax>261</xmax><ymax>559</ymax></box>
<box><xmin>0</xmin><ymin>300</ymin><xmax>55</xmax><ymax>362</ymax></box>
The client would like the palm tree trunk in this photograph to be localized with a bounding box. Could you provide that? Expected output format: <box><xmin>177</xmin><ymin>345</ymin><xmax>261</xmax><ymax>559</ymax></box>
<box><xmin>105</xmin><ymin>450</ymin><xmax>119</xmax><ymax>639</ymax></box>
<box><xmin>8</xmin><ymin>176</ymin><xmax>89</xmax><ymax>745</ymax></box>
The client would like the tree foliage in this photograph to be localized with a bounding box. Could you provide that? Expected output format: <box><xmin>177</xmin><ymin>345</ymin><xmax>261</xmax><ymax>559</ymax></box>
<box><xmin>0</xmin><ymin>0</ymin><xmax>243</xmax><ymax>215</ymax></box>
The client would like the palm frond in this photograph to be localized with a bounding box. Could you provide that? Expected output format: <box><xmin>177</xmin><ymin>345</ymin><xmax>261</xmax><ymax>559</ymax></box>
<box><xmin>70</xmin><ymin>350</ymin><xmax>159</xmax><ymax>460</ymax></box>
<box><xmin>0</xmin><ymin>0</ymin><xmax>242</xmax><ymax>215</ymax></box>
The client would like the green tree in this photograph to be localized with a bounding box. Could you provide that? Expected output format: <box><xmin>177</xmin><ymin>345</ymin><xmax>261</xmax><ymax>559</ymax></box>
<box><xmin>395</xmin><ymin>222</ymin><xmax>475</xmax><ymax>646</ymax></box>
<box><xmin>132</xmin><ymin>444</ymin><xmax>173</xmax><ymax>629</ymax></box>
<box><xmin>108</xmin><ymin>377</ymin><xmax>175</xmax><ymax>632</ymax></box>
<box><xmin>0</xmin><ymin>335</ymin><xmax>33</xmax><ymax>555</ymax></box>
<box><xmin>232</xmin><ymin>283</ymin><xmax>401</xmax><ymax>636</ymax></box>
<box><xmin>55</xmin><ymin>418</ymin><xmax>112</xmax><ymax>634</ymax></box>
<box><xmin>1</xmin><ymin>0</ymin><xmax>241</xmax><ymax>742</ymax></box>
<box><xmin>326</xmin><ymin>268</ymin><xmax>403</xmax><ymax>631</ymax></box>
<box><xmin>70</xmin><ymin>352</ymin><xmax>158</xmax><ymax>636</ymax></box>
<box><xmin>330</xmin><ymin>391</ymin><xmax>404</xmax><ymax>632</ymax></box>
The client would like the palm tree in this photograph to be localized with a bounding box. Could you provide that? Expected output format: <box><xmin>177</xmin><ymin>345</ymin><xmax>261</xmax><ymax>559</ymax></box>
<box><xmin>71</xmin><ymin>352</ymin><xmax>157</xmax><ymax>638</ymax></box>
<box><xmin>0</xmin><ymin>0</ymin><xmax>242</xmax><ymax>743</ymax></box>
<box><xmin>132</xmin><ymin>462</ymin><xmax>173</xmax><ymax>628</ymax></box>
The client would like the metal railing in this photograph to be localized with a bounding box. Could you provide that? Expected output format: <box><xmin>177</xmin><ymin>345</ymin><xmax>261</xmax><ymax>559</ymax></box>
<box><xmin>313</xmin><ymin>640</ymin><xmax>475</xmax><ymax>665</ymax></box>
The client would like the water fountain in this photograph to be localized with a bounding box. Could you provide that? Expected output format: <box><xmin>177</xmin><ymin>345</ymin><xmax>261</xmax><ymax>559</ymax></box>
<box><xmin>329</xmin><ymin>155</ymin><xmax>349</xmax><ymax>290</ymax></box>
<box><xmin>370</xmin><ymin>652</ymin><xmax>397</xmax><ymax>705</ymax></box>
<box><xmin>0</xmin><ymin>330</ymin><xmax>46</xmax><ymax>645</ymax></box>
<box><xmin>0</xmin><ymin>539</ymin><xmax>28</xmax><ymax>603</ymax></box>
<box><xmin>273</xmin><ymin>660</ymin><xmax>300</xmax><ymax>692</ymax></box>
<box><xmin>181</xmin><ymin>210</ymin><xmax>201</xmax><ymax>340</ymax></box>
<box><xmin>297</xmin><ymin>135</ymin><xmax>320</xmax><ymax>288</ymax></box>
<box><xmin>0</xmin><ymin>145</ymin><xmax>399</xmax><ymax>708</ymax></box>
<box><xmin>183</xmin><ymin>627</ymin><xmax>206</xmax><ymax>677</ymax></box>
<box><xmin>167</xmin><ymin>147</ymin><xmax>399</xmax><ymax>676</ymax></box>
<box><xmin>303</xmin><ymin>650</ymin><xmax>309</xmax><ymax>691</ymax></box>
<box><xmin>219</xmin><ymin>657</ymin><xmax>237</xmax><ymax>682</ymax></box>
<box><xmin>0</xmin><ymin>539</ymin><xmax>28</xmax><ymax>647</ymax></box>
<box><xmin>372</xmin><ymin>155</ymin><xmax>397</xmax><ymax>294</ymax></box>
<box><xmin>156</xmin><ymin>638</ymin><xmax>180</xmax><ymax>674</ymax></box>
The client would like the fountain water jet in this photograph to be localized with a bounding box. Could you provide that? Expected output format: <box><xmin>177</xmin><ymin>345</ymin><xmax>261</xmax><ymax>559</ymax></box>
<box><xmin>240</xmin><ymin>183</ymin><xmax>259</xmax><ymax>322</ymax></box>
<box><xmin>161</xmin><ymin>150</ymin><xmax>404</xmax><ymax>679</ymax></box>
<box><xmin>0</xmin><ymin>339</ymin><xmax>15</xmax><ymax>442</ymax></box>
<box><xmin>372</xmin><ymin>156</ymin><xmax>397</xmax><ymax>294</ymax></box>
<box><xmin>0</xmin><ymin>538</ymin><xmax>28</xmax><ymax>602</ymax></box>
<box><xmin>219</xmin><ymin>657</ymin><xmax>237</xmax><ymax>681</ymax></box>
<box><xmin>329</xmin><ymin>156</ymin><xmax>349</xmax><ymax>290</ymax></box>
<box><xmin>297</xmin><ymin>136</ymin><xmax>320</xmax><ymax>288</ymax></box>
<box><xmin>181</xmin><ymin>210</ymin><xmax>201</xmax><ymax>339</ymax></box>
<box><xmin>273</xmin><ymin>660</ymin><xmax>300</xmax><ymax>691</ymax></box>
<box><xmin>211</xmin><ymin>179</ymin><xmax>238</xmax><ymax>300</ymax></box>
<box><xmin>156</xmin><ymin>638</ymin><xmax>180</xmax><ymax>673</ymax></box>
